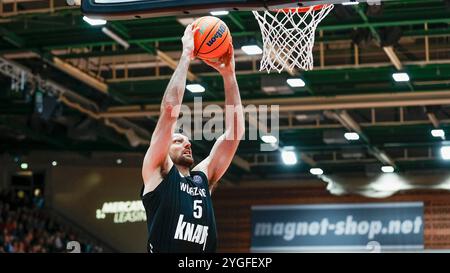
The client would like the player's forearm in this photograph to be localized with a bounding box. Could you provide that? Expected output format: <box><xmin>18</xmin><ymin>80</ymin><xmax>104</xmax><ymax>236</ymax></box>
<box><xmin>160</xmin><ymin>53</ymin><xmax>191</xmax><ymax>116</ymax></box>
<box><xmin>223</xmin><ymin>74</ymin><xmax>245</xmax><ymax>139</ymax></box>
<box><xmin>223</xmin><ymin>73</ymin><xmax>241</xmax><ymax>106</ymax></box>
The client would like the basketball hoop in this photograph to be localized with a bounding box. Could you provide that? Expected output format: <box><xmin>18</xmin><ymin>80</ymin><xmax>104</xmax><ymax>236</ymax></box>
<box><xmin>253</xmin><ymin>4</ymin><xmax>334</xmax><ymax>73</ymax></box>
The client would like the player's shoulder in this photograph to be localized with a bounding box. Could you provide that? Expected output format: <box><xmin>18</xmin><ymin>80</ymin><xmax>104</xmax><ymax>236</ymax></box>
<box><xmin>142</xmin><ymin>164</ymin><xmax>178</xmax><ymax>197</ymax></box>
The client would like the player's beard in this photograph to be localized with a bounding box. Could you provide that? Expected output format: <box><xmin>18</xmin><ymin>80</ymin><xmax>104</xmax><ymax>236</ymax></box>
<box><xmin>174</xmin><ymin>154</ymin><xmax>194</xmax><ymax>168</ymax></box>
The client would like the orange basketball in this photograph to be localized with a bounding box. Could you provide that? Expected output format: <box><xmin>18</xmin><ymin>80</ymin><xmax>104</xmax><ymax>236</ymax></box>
<box><xmin>193</xmin><ymin>16</ymin><xmax>232</xmax><ymax>60</ymax></box>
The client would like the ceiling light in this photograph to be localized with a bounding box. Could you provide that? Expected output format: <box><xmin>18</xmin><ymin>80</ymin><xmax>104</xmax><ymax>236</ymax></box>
<box><xmin>381</xmin><ymin>166</ymin><xmax>395</xmax><ymax>173</ymax></box>
<box><xmin>20</xmin><ymin>163</ymin><xmax>28</xmax><ymax>170</ymax></box>
<box><xmin>281</xmin><ymin>148</ymin><xmax>297</xmax><ymax>165</ymax></box>
<box><xmin>241</xmin><ymin>45</ymin><xmax>263</xmax><ymax>55</ymax></box>
<box><xmin>210</xmin><ymin>11</ymin><xmax>229</xmax><ymax>16</ymax></box>
<box><xmin>34</xmin><ymin>188</ymin><xmax>41</xmax><ymax>197</ymax></box>
<box><xmin>342</xmin><ymin>1</ymin><xmax>359</xmax><ymax>5</ymax></box>
<box><xmin>186</xmin><ymin>84</ymin><xmax>205</xmax><ymax>93</ymax></box>
<box><xmin>83</xmin><ymin>16</ymin><xmax>107</xmax><ymax>26</ymax></box>
<box><xmin>441</xmin><ymin>146</ymin><xmax>450</xmax><ymax>160</ymax></box>
<box><xmin>431</xmin><ymin>129</ymin><xmax>445</xmax><ymax>139</ymax></box>
<box><xmin>287</xmin><ymin>78</ymin><xmax>306</xmax><ymax>88</ymax></box>
<box><xmin>310</xmin><ymin>168</ymin><xmax>324</xmax><ymax>175</ymax></box>
<box><xmin>261</xmin><ymin>135</ymin><xmax>278</xmax><ymax>144</ymax></box>
<box><xmin>52</xmin><ymin>161</ymin><xmax>58</xmax><ymax>167</ymax></box>
<box><xmin>344</xmin><ymin>132</ymin><xmax>360</xmax><ymax>141</ymax></box>
<box><xmin>177</xmin><ymin>17</ymin><xmax>196</xmax><ymax>26</ymax></box>
<box><xmin>392</xmin><ymin>72</ymin><xmax>410</xmax><ymax>82</ymax></box>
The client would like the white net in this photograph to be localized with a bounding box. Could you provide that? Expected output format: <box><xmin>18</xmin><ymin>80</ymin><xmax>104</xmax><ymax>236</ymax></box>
<box><xmin>253</xmin><ymin>4</ymin><xmax>334</xmax><ymax>73</ymax></box>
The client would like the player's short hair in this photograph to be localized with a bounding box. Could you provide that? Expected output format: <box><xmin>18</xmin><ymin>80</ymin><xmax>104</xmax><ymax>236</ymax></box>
<box><xmin>173</xmin><ymin>127</ymin><xmax>190</xmax><ymax>140</ymax></box>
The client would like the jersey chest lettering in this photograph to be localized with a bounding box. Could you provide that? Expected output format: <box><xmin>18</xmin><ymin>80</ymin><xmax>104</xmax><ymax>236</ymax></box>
<box><xmin>180</xmin><ymin>182</ymin><xmax>207</xmax><ymax>198</ymax></box>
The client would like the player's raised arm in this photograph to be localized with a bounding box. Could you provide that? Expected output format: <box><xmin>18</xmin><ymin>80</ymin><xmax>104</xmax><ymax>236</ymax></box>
<box><xmin>142</xmin><ymin>24</ymin><xmax>198</xmax><ymax>192</ymax></box>
<box><xmin>193</xmin><ymin>45</ymin><xmax>245</xmax><ymax>192</ymax></box>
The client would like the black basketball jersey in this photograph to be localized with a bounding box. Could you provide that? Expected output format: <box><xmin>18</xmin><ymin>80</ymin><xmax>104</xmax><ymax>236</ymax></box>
<box><xmin>141</xmin><ymin>165</ymin><xmax>217</xmax><ymax>253</ymax></box>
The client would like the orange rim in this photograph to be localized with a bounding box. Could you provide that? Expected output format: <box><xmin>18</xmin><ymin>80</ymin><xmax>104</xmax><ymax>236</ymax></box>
<box><xmin>275</xmin><ymin>4</ymin><xmax>329</xmax><ymax>13</ymax></box>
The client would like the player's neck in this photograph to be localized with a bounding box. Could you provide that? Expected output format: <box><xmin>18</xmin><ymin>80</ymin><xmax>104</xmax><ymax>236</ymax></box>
<box><xmin>175</xmin><ymin>164</ymin><xmax>190</xmax><ymax>177</ymax></box>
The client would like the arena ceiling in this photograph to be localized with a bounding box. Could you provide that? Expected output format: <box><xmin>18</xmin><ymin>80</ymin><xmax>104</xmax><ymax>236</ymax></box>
<box><xmin>1</xmin><ymin>0</ymin><xmax>450</xmax><ymax>184</ymax></box>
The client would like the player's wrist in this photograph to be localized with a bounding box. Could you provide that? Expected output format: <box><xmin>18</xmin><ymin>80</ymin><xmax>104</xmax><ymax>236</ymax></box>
<box><xmin>181</xmin><ymin>50</ymin><xmax>193</xmax><ymax>60</ymax></box>
<box><xmin>221</xmin><ymin>70</ymin><xmax>235</xmax><ymax>78</ymax></box>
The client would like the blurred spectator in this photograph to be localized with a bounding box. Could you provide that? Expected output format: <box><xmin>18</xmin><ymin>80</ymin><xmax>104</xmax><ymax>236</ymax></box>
<box><xmin>0</xmin><ymin>189</ymin><xmax>105</xmax><ymax>253</ymax></box>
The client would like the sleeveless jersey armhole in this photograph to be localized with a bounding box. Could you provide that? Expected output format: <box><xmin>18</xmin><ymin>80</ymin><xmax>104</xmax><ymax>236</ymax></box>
<box><xmin>141</xmin><ymin>165</ymin><xmax>177</xmax><ymax>199</ymax></box>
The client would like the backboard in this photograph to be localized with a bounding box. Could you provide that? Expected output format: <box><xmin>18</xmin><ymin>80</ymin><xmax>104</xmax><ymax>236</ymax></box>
<box><xmin>81</xmin><ymin>0</ymin><xmax>386</xmax><ymax>20</ymax></box>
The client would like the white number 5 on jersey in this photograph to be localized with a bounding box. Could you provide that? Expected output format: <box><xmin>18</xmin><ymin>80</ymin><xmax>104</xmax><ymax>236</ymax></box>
<box><xmin>193</xmin><ymin>200</ymin><xmax>202</xmax><ymax>219</ymax></box>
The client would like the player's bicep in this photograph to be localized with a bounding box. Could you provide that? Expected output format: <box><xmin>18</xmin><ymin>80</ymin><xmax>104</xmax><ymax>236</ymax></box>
<box><xmin>142</xmin><ymin>110</ymin><xmax>176</xmax><ymax>183</ymax></box>
<box><xmin>195</xmin><ymin>134</ymin><xmax>239</xmax><ymax>185</ymax></box>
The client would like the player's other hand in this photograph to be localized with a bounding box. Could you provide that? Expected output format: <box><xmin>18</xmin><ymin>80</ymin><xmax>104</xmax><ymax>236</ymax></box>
<box><xmin>203</xmin><ymin>43</ymin><xmax>235</xmax><ymax>76</ymax></box>
<box><xmin>182</xmin><ymin>23</ymin><xmax>200</xmax><ymax>60</ymax></box>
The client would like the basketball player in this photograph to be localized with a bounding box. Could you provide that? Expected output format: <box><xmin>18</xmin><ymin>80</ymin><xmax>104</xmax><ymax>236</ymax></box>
<box><xmin>141</xmin><ymin>24</ymin><xmax>244</xmax><ymax>253</ymax></box>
